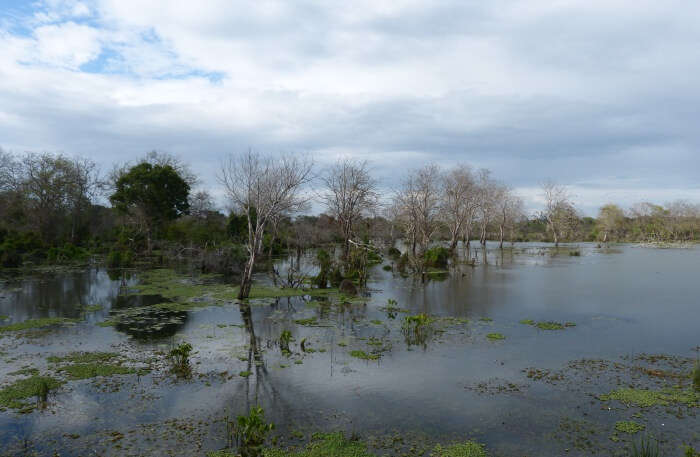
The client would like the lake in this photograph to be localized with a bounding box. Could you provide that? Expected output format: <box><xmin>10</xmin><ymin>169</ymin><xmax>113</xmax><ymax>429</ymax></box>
<box><xmin>0</xmin><ymin>243</ymin><xmax>698</xmax><ymax>456</ymax></box>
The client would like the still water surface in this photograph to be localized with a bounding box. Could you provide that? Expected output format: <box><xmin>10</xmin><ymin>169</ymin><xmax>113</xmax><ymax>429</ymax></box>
<box><xmin>0</xmin><ymin>243</ymin><xmax>698</xmax><ymax>456</ymax></box>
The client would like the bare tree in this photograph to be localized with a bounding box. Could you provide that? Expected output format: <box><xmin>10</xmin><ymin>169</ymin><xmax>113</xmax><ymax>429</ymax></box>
<box><xmin>321</xmin><ymin>158</ymin><xmax>378</xmax><ymax>260</ymax></box>
<box><xmin>440</xmin><ymin>164</ymin><xmax>478</xmax><ymax>251</ymax></box>
<box><xmin>541</xmin><ymin>180</ymin><xmax>575</xmax><ymax>246</ymax></box>
<box><xmin>219</xmin><ymin>150</ymin><xmax>313</xmax><ymax>299</ymax></box>
<box><xmin>393</xmin><ymin>164</ymin><xmax>442</xmax><ymax>265</ymax></box>
<box><xmin>475</xmin><ymin>169</ymin><xmax>498</xmax><ymax>246</ymax></box>
<box><xmin>495</xmin><ymin>187</ymin><xmax>524</xmax><ymax>248</ymax></box>
<box><xmin>189</xmin><ymin>190</ymin><xmax>216</xmax><ymax>219</ymax></box>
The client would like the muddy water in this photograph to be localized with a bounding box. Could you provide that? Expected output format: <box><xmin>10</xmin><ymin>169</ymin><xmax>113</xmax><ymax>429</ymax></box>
<box><xmin>0</xmin><ymin>243</ymin><xmax>698</xmax><ymax>456</ymax></box>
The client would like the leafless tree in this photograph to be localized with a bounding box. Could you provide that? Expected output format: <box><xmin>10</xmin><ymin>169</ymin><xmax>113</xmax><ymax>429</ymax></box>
<box><xmin>541</xmin><ymin>180</ymin><xmax>575</xmax><ymax>246</ymax></box>
<box><xmin>219</xmin><ymin>150</ymin><xmax>313</xmax><ymax>299</ymax></box>
<box><xmin>189</xmin><ymin>190</ymin><xmax>216</xmax><ymax>219</ymax></box>
<box><xmin>321</xmin><ymin>158</ymin><xmax>378</xmax><ymax>260</ymax></box>
<box><xmin>495</xmin><ymin>187</ymin><xmax>524</xmax><ymax>248</ymax></box>
<box><xmin>475</xmin><ymin>169</ymin><xmax>498</xmax><ymax>246</ymax></box>
<box><xmin>440</xmin><ymin>164</ymin><xmax>478</xmax><ymax>251</ymax></box>
<box><xmin>393</xmin><ymin>164</ymin><xmax>442</xmax><ymax>264</ymax></box>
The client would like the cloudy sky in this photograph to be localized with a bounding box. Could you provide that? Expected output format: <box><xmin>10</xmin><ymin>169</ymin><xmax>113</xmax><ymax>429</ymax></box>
<box><xmin>1</xmin><ymin>0</ymin><xmax>699</xmax><ymax>214</ymax></box>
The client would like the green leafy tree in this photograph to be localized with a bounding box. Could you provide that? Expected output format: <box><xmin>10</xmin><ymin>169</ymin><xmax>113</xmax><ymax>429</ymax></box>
<box><xmin>109</xmin><ymin>162</ymin><xmax>190</xmax><ymax>253</ymax></box>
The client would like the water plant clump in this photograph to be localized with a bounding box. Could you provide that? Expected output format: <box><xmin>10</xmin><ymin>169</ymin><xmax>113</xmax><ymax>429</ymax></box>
<box><xmin>519</xmin><ymin>319</ymin><xmax>535</xmax><ymax>325</ymax></box>
<box><xmin>536</xmin><ymin>321</ymin><xmax>565</xmax><ymax>330</ymax></box>
<box><xmin>47</xmin><ymin>351</ymin><xmax>119</xmax><ymax>364</ymax></box>
<box><xmin>631</xmin><ymin>436</ymin><xmax>661</xmax><ymax>457</ymax></box>
<box><xmin>169</xmin><ymin>341</ymin><xmax>193</xmax><ymax>376</ymax></box>
<box><xmin>599</xmin><ymin>387</ymin><xmax>698</xmax><ymax>408</ymax></box>
<box><xmin>279</xmin><ymin>330</ymin><xmax>292</xmax><ymax>353</ymax></box>
<box><xmin>693</xmin><ymin>362</ymin><xmax>700</xmax><ymax>392</ymax></box>
<box><xmin>402</xmin><ymin>313</ymin><xmax>434</xmax><ymax>347</ymax></box>
<box><xmin>486</xmin><ymin>333</ymin><xmax>505</xmax><ymax>340</ymax></box>
<box><xmin>0</xmin><ymin>375</ymin><xmax>64</xmax><ymax>411</ymax></box>
<box><xmin>57</xmin><ymin>362</ymin><xmax>138</xmax><ymax>380</ymax></box>
<box><xmin>261</xmin><ymin>432</ymin><xmax>373</xmax><ymax>457</ymax></box>
<box><xmin>0</xmin><ymin>317</ymin><xmax>78</xmax><ymax>332</ymax></box>
<box><xmin>432</xmin><ymin>441</ymin><xmax>487</xmax><ymax>457</ymax></box>
<box><xmin>349</xmin><ymin>350</ymin><xmax>380</xmax><ymax>361</ymax></box>
<box><xmin>615</xmin><ymin>421</ymin><xmax>645</xmax><ymax>434</ymax></box>
<box><xmin>231</xmin><ymin>406</ymin><xmax>274</xmax><ymax>457</ymax></box>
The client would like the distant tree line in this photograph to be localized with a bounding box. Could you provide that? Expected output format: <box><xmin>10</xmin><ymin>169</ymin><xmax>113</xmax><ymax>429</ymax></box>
<box><xmin>1</xmin><ymin>148</ymin><xmax>698</xmax><ymax>280</ymax></box>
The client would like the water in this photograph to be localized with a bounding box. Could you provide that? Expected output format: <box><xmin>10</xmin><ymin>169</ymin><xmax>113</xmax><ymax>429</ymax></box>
<box><xmin>0</xmin><ymin>243</ymin><xmax>698</xmax><ymax>456</ymax></box>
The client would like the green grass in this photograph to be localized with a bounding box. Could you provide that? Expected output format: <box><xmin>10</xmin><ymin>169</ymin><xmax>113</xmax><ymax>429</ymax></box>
<box><xmin>8</xmin><ymin>367</ymin><xmax>40</xmax><ymax>377</ymax></box>
<box><xmin>486</xmin><ymin>333</ymin><xmax>505</xmax><ymax>340</ymax></box>
<box><xmin>599</xmin><ymin>388</ymin><xmax>698</xmax><ymax>408</ymax></box>
<box><xmin>0</xmin><ymin>317</ymin><xmax>78</xmax><ymax>332</ymax></box>
<box><xmin>0</xmin><ymin>375</ymin><xmax>64</xmax><ymax>410</ymax></box>
<box><xmin>615</xmin><ymin>421</ymin><xmax>645</xmax><ymax>434</ymax></box>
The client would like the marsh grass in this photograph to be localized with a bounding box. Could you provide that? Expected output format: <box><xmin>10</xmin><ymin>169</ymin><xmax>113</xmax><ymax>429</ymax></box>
<box><xmin>0</xmin><ymin>375</ymin><xmax>63</xmax><ymax>411</ymax></box>
<box><xmin>692</xmin><ymin>362</ymin><xmax>699</xmax><ymax>392</ymax></box>
<box><xmin>402</xmin><ymin>313</ymin><xmax>434</xmax><ymax>347</ymax></box>
<box><xmin>0</xmin><ymin>317</ymin><xmax>78</xmax><ymax>332</ymax></box>
<box><xmin>169</xmin><ymin>342</ymin><xmax>193</xmax><ymax>377</ymax></box>
<box><xmin>631</xmin><ymin>436</ymin><xmax>661</xmax><ymax>457</ymax></box>
<box><xmin>231</xmin><ymin>406</ymin><xmax>274</xmax><ymax>457</ymax></box>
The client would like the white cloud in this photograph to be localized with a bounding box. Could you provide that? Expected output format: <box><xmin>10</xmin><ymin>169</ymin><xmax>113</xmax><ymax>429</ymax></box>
<box><xmin>1</xmin><ymin>0</ymin><xmax>700</xmax><ymax>214</ymax></box>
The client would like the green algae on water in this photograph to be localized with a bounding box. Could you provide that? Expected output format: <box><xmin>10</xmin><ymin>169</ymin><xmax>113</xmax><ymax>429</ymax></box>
<box><xmin>614</xmin><ymin>421</ymin><xmax>645</xmax><ymax>434</ymax></box>
<box><xmin>0</xmin><ymin>375</ymin><xmax>64</xmax><ymax>411</ymax></box>
<box><xmin>599</xmin><ymin>388</ymin><xmax>699</xmax><ymax>408</ymax></box>
<box><xmin>0</xmin><ymin>317</ymin><xmax>78</xmax><ymax>332</ymax></box>
<box><xmin>350</xmin><ymin>350</ymin><xmax>380</xmax><ymax>360</ymax></box>
<box><xmin>486</xmin><ymin>333</ymin><xmax>505</xmax><ymax>340</ymax></box>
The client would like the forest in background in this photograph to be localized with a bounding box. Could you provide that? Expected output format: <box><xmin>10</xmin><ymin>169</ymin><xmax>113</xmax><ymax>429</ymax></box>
<box><xmin>1</xmin><ymin>148</ymin><xmax>699</xmax><ymax>274</ymax></box>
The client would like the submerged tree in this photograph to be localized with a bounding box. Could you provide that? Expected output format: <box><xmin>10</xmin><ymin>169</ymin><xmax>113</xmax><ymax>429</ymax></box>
<box><xmin>440</xmin><ymin>165</ymin><xmax>479</xmax><ymax>251</ymax></box>
<box><xmin>321</xmin><ymin>158</ymin><xmax>378</xmax><ymax>260</ymax></box>
<box><xmin>109</xmin><ymin>162</ymin><xmax>190</xmax><ymax>253</ymax></box>
<box><xmin>219</xmin><ymin>150</ymin><xmax>312</xmax><ymax>299</ymax></box>
<box><xmin>541</xmin><ymin>180</ymin><xmax>575</xmax><ymax>247</ymax></box>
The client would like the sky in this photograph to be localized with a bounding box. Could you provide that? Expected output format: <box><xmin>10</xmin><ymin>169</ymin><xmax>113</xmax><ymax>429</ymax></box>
<box><xmin>1</xmin><ymin>0</ymin><xmax>699</xmax><ymax>215</ymax></box>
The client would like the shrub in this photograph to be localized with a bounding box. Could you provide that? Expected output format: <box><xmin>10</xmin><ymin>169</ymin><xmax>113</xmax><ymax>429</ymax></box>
<box><xmin>387</xmin><ymin>246</ymin><xmax>401</xmax><ymax>259</ymax></box>
<box><xmin>423</xmin><ymin>246</ymin><xmax>450</xmax><ymax>269</ymax></box>
<box><xmin>169</xmin><ymin>342</ymin><xmax>193</xmax><ymax>376</ymax></box>
<box><xmin>233</xmin><ymin>406</ymin><xmax>274</xmax><ymax>457</ymax></box>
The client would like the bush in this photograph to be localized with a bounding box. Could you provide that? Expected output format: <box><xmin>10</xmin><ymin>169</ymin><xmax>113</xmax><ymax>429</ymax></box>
<box><xmin>232</xmin><ymin>406</ymin><xmax>274</xmax><ymax>457</ymax></box>
<box><xmin>0</xmin><ymin>231</ymin><xmax>44</xmax><ymax>267</ymax></box>
<box><xmin>107</xmin><ymin>249</ymin><xmax>134</xmax><ymax>268</ymax></box>
<box><xmin>169</xmin><ymin>342</ymin><xmax>193</xmax><ymax>376</ymax></box>
<box><xmin>423</xmin><ymin>246</ymin><xmax>450</xmax><ymax>269</ymax></box>
<box><xmin>387</xmin><ymin>246</ymin><xmax>401</xmax><ymax>259</ymax></box>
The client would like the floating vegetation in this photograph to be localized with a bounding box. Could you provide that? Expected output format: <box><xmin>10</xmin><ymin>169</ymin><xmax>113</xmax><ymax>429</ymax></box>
<box><xmin>432</xmin><ymin>441</ymin><xmax>487</xmax><ymax>457</ymax></box>
<box><xmin>169</xmin><ymin>342</ymin><xmax>193</xmax><ymax>377</ymax></box>
<box><xmin>0</xmin><ymin>375</ymin><xmax>63</xmax><ymax>411</ymax></box>
<box><xmin>239</xmin><ymin>371</ymin><xmax>252</xmax><ymax>377</ymax></box>
<box><xmin>535</xmin><ymin>321</ymin><xmax>565</xmax><ymax>330</ymax></box>
<box><xmin>599</xmin><ymin>388</ymin><xmax>698</xmax><ymax>408</ymax></box>
<box><xmin>57</xmin><ymin>363</ymin><xmax>139</xmax><ymax>380</ymax></box>
<box><xmin>0</xmin><ymin>317</ymin><xmax>78</xmax><ymax>332</ymax></box>
<box><xmin>519</xmin><ymin>319</ymin><xmax>535</xmax><ymax>325</ymax></box>
<box><xmin>370</xmin><ymin>320</ymin><xmax>382</xmax><ymax>325</ymax></box>
<box><xmin>693</xmin><ymin>362</ymin><xmax>700</xmax><ymax>392</ymax></box>
<box><xmin>478</xmin><ymin>317</ymin><xmax>493</xmax><ymax>322</ymax></box>
<box><xmin>48</xmin><ymin>351</ymin><xmax>119</xmax><ymax>364</ymax></box>
<box><xmin>83</xmin><ymin>304</ymin><xmax>104</xmax><ymax>312</ymax></box>
<box><xmin>103</xmin><ymin>306</ymin><xmax>188</xmax><ymax>338</ymax></box>
<box><xmin>261</xmin><ymin>432</ymin><xmax>373</xmax><ymax>457</ymax></box>
<box><xmin>294</xmin><ymin>316</ymin><xmax>319</xmax><ymax>326</ymax></box>
<box><xmin>8</xmin><ymin>367</ymin><xmax>40</xmax><ymax>377</ymax></box>
<box><xmin>349</xmin><ymin>350</ymin><xmax>380</xmax><ymax>361</ymax></box>
<box><xmin>379</xmin><ymin>299</ymin><xmax>408</xmax><ymax>319</ymax></box>
<box><xmin>486</xmin><ymin>333</ymin><xmax>505</xmax><ymax>340</ymax></box>
<box><xmin>615</xmin><ymin>421</ymin><xmax>645</xmax><ymax>434</ymax></box>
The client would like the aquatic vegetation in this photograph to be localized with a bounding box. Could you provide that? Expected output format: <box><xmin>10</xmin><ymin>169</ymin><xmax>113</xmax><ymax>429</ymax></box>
<box><xmin>57</xmin><ymin>362</ymin><xmax>138</xmax><ymax>380</ymax></box>
<box><xmin>519</xmin><ymin>319</ymin><xmax>535</xmax><ymax>325</ymax></box>
<box><xmin>615</xmin><ymin>421</ymin><xmax>645</xmax><ymax>434</ymax></box>
<box><xmin>239</xmin><ymin>371</ymin><xmax>252</xmax><ymax>377</ymax></box>
<box><xmin>599</xmin><ymin>387</ymin><xmax>698</xmax><ymax>408</ymax></box>
<box><xmin>382</xmin><ymin>264</ymin><xmax>392</xmax><ymax>271</ymax></box>
<box><xmin>432</xmin><ymin>441</ymin><xmax>487</xmax><ymax>457</ymax></box>
<box><xmin>486</xmin><ymin>333</ymin><xmax>505</xmax><ymax>340</ymax></box>
<box><xmin>8</xmin><ymin>367</ymin><xmax>39</xmax><ymax>376</ymax></box>
<box><xmin>478</xmin><ymin>317</ymin><xmax>493</xmax><ymax>322</ymax></box>
<box><xmin>232</xmin><ymin>406</ymin><xmax>275</xmax><ymax>457</ymax></box>
<box><xmin>294</xmin><ymin>316</ymin><xmax>319</xmax><ymax>326</ymax></box>
<box><xmin>279</xmin><ymin>330</ymin><xmax>292</xmax><ymax>352</ymax></box>
<box><xmin>0</xmin><ymin>375</ymin><xmax>63</xmax><ymax>411</ymax></box>
<box><xmin>569</xmin><ymin>250</ymin><xmax>581</xmax><ymax>256</ymax></box>
<box><xmin>0</xmin><ymin>317</ymin><xmax>78</xmax><ymax>332</ymax></box>
<box><xmin>47</xmin><ymin>351</ymin><xmax>119</xmax><ymax>364</ymax></box>
<box><xmin>692</xmin><ymin>362</ymin><xmax>699</xmax><ymax>392</ymax></box>
<box><xmin>169</xmin><ymin>342</ymin><xmax>193</xmax><ymax>376</ymax></box>
<box><xmin>536</xmin><ymin>321</ymin><xmax>565</xmax><ymax>330</ymax></box>
<box><xmin>685</xmin><ymin>446</ymin><xmax>699</xmax><ymax>457</ymax></box>
<box><xmin>631</xmin><ymin>436</ymin><xmax>661</xmax><ymax>457</ymax></box>
<box><xmin>262</xmin><ymin>432</ymin><xmax>373</xmax><ymax>457</ymax></box>
<box><xmin>349</xmin><ymin>350</ymin><xmax>380</xmax><ymax>361</ymax></box>
<box><xmin>370</xmin><ymin>319</ymin><xmax>382</xmax><ymax>325</ymax></box>
<box><xmin>402</xmin><ymin>313</ymin><xmax>434</xmax><ymax>347</ymax></box>
<box><xmin>83</xmin><ymin>304</ymin><xmax>104</xmax><ymax>312</ymax></box>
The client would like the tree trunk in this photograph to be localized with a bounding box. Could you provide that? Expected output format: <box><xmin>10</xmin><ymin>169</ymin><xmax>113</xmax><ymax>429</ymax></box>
<box><xmin>499</xmin><ymin>224</ymin><xmax>504</xmax><ymax>249</ymax></box>
<box><xmin>238</xmin><ymin>252</ymin><xmax>256</xmax><ymax>299</ymax></box>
